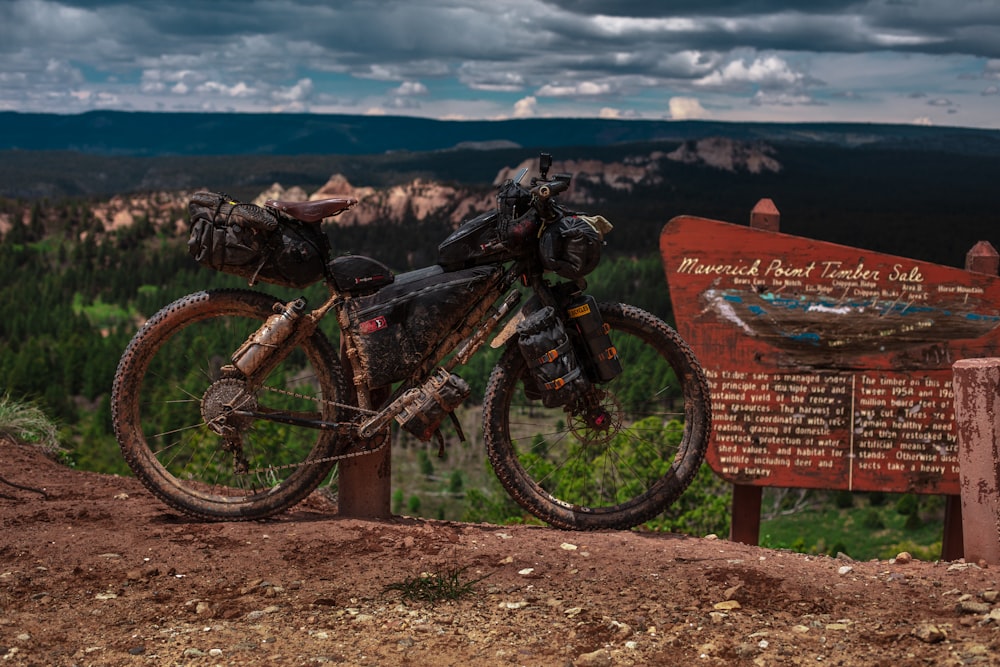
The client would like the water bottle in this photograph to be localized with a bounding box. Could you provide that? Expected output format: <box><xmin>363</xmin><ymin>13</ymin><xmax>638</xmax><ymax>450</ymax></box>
<box><xmin>232</xmin><ymin>299</ymin><xmax>306</xmax><ymax>375</ymax></box>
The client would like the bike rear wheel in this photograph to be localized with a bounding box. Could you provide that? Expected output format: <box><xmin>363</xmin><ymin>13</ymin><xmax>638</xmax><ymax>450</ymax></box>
<box><xmin>483</xmin><ymin>302</ymin><xmax>711</xmax><ymax>530</ymax></box>
<box><xmin>111</xmin><ymin>289</ymin><xmax>348</xmax><ymax>520</ymax></box>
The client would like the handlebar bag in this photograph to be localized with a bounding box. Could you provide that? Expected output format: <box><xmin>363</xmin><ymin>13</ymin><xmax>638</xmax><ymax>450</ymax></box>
<box><xmin>187</xmin><ymin>192</ymin><xmax>329</xmax><ymax>288</ymax></box>
<box><xmin>538</xmin><ymin>215</ymin><xmax>606</xmax><ymax>280</ymax></box>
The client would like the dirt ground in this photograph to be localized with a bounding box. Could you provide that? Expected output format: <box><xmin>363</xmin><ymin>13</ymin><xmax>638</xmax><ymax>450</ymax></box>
<box><xmin>1</xmin><ymin>441</ymin><xmax>999</xmax><ymax>667</ymax></box>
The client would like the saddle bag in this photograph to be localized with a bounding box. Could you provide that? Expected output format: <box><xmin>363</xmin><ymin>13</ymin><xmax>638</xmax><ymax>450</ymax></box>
<box><xmin>516</xmin><ymin>306</ymin><xmax>590</xmax><ymax>408</ymax></box>
<box><xmin>187</xmin><ymin>192</ymin><xmax>329</xmax><ymax>288</ymax></box>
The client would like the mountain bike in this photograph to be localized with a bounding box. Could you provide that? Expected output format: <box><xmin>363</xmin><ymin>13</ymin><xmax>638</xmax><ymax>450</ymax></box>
<box><xmin>111</xmin><ymin>153</ymin><xmax>711</xmax><ymax>530</ymax></box>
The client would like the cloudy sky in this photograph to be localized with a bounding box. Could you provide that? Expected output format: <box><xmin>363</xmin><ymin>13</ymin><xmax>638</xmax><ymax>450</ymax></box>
<box><xmin>2</xmin><ymin>0</ymin><xmax>999</xmax><ymax>128</ymax></box>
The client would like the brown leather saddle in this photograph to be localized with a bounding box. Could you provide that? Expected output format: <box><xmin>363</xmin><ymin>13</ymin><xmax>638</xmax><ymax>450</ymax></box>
<box><xmin>264</xmin><ymin>197</ymin><xmax>357</xmax><ymax>223</ymax></box>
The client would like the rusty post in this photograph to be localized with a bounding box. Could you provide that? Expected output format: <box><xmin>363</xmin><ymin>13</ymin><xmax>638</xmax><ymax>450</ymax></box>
<box><xmin>728</xmin><ymin>199</ymin><xmax>781</xmax><ymax>545</ymax></box>
<box><xmin>337</xmin><ymin>434</ymin><xmax>392</xmax><ymax>519</ymax></box>
<box><xmin>941</xmin><ymin>241</ymin><xmax>1000</xmax><ymax>560</ymax></box>
<box><xmin>966</xmin><ymin>241</ymin><xmax>1000</xmax><ymax>275</ymax></box>
<box><xmin>337</xmin><ymin>342</ymin><xmax>392</xmax><ymax>520</ymax></box>
<box><xmin>951</xmin><ymin>358</ymin><xmax>1000</xmax><ymax>565</ymax></box>
<box><xmin>750</xmin><ymin>198</ymin><xmax>780</xmax><ymax>233</ymax></box>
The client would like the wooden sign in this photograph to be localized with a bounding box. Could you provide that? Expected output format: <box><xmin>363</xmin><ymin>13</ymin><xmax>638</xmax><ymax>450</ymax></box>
<box><xmin>660</xmin><ymin>216</ymin><xmax>1000</xmax><ymax>495</ymax></box>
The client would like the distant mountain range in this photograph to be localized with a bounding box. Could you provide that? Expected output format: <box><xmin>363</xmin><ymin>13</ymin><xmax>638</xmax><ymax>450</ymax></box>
<box><xmin>4</xmin><ymin>110</ymin><xmax>1000</xmax><ymax>157</ymax></box>
<box><xmin>3</xmin><ymin>111</ymin><xmax>999</xmax><ymax>273</ymax></box>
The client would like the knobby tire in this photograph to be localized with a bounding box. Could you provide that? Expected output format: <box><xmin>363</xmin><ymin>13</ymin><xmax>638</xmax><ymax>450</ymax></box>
<box><xmin>111</xmin><ymin>289</ymin><xmax>347</xmax><ymax>521</ymax></box>
<box><xmin>483</xmin><ymin>302</ymin><xmax>711</xmax><ymax>530</ymax></box>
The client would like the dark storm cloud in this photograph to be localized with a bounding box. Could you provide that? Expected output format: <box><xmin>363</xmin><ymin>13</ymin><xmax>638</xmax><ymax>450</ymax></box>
<box><xmin>1</xmin><ymin>0</ymin><xmax>997</xmax><ymax>126</ymax></box>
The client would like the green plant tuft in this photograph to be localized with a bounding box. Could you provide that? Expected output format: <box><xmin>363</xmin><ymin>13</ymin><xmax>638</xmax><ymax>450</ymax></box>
<box><xmin>0</xmin><ymin>393</ymin><xmax>61</xmax><ymax>455</ymax></box>
<box><xmin>384</xmin><ymin>566</ymin><xmax>490</xmax><ymax>603</ymax></box>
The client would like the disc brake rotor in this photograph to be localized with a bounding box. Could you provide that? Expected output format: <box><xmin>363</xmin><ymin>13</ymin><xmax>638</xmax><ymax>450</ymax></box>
<box><xmin>568</xmin><ymin>389</ymin><xmax>624</xmax><ymax>447</ymax></box>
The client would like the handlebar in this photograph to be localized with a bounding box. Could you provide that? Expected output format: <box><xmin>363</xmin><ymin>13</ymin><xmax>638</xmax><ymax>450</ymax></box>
<box><xmin>531</xmin><ymin>173</ymin><xmax>572</xmax><ymax>200</ymax></box>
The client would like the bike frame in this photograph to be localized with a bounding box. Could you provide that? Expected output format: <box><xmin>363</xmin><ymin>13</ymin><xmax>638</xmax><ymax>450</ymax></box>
<box><xmin>230</xmin><ymin>262</ymin><xmax>525</xmax><ymax>441</ymax></box>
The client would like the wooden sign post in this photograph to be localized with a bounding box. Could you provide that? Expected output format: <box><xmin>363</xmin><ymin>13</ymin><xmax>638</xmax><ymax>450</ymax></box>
<box><xmin>661</xmin><ymin>206</ymin><xmax>1000</xmax><ymax>559</ymax></box>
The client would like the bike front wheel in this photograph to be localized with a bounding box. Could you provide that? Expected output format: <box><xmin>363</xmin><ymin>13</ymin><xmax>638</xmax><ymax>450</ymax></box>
<box><xmin>483</xmin><ymin>302</ymin><xmax>711</xmax><ymax>530</ymax></box>
<box><xmin>111</xmin><ymin>289</ymin><xmax>348</xmax><ymax>521</ymax></box>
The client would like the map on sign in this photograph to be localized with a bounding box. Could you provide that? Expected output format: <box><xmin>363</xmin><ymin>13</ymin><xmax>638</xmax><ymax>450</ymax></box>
<box><xmin>660</xmin><ymin>216</ymin><xmax>1000</xmax><ymax>494</ymax></box>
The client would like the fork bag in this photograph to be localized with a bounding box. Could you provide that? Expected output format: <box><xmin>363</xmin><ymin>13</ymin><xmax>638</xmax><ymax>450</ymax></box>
<box><xmin>516</xmin><ymin>306</ymin><xmax>590</xmax><ymax>408</ymax></box>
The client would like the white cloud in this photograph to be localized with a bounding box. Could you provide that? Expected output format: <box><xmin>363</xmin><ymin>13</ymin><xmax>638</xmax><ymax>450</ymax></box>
<box><xmin>696</xmin><ymin>55</ymin><xmax>805</xmax><ymax>90</ymax></box>
<box><xmin>751</xmin><ymin>91</ymin><xmax>821</xmax><ymax>107</ymax></box>
<box><xmin>536</xmin><ymin>81</ymin><xmax>613</xmax><ymax>97</ymax></box>
<box><xmin>668</xmin><ymin>97</ymin><xmax>708</xmax><ymax>120</ymax></box>
<box><xmin>513</xmin><ymin>96</ymin><xmax>538</xmax><ymax>118</ymax></box>
<box><xmin>392</xmin><ymin>81</ymin><xmax>428</xmax><ymax>96</ymax></box>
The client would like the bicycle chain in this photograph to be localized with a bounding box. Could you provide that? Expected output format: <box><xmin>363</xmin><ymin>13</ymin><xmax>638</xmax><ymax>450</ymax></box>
<box><xmin>244</xmin><ymin>385</ymin><xmax>389</xmax><ymax>475</ymax></box>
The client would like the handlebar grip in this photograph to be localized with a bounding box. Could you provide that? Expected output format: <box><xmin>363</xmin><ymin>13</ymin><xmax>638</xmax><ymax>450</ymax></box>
<box><xmin>533</xmin><ymin>178</ymin><xmax>570</xmax><ymax>199</ymax></box>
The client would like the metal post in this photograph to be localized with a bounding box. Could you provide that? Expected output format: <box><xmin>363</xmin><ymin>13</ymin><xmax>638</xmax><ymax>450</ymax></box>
<box><xmin>336</xmin><ymin>342</ymin><xmax>392</xmax><ymax>519</ymax></box>
<box><xmin>942</xmin><ymin>241</ymin><xmax>1000</xmax><ymax>561</ymax></box>
<box><xmin>952</xmin><ymin>358</ymin><xmax>1000</xmax><ymax>565</ymax></box>
<box><xmin>728</xmin><ymin>198</ymin><xmax>779</xmax><ymax>545</ymax></box>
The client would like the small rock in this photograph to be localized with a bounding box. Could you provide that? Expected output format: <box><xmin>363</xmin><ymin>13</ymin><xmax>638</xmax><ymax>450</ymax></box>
<box><xmin>574</xmin><ymin>648</ymin><xmax>612</xmax><ymax>667</ymax></box>
<box><xmin>713</xmin><ymin>600</ymin><xmax>741</xmax><ymax>610</ymax></box>
<box><xmin>894</xmin><ymin>552</ymin><xmax>913</xmax><ymax>565</ymax></box>
<box><xmin>958</xmin><ymin>600</ymin><xmax>992</xmax><ymax>615</ymax></box>
<box><xmin>947</xmin><ymin>562</ymin><xmax>981</xmax><ymax>572</ymax></box>
<box><xmin>128</xmin><ymin>646</ymin><xmax>145</xmax><ymax>655</ymax></box>
<box><xmin>723</xmin><ymin>583</ymin><xmax>743</xmax><ymax>600</ymax></box>
<box><xmin>982</xmin><ymin>590</ymin><xmax>999</xmax><ymax>603</ymax></box>
<box><xmin>502</xmin><ymin>601</ymin><xmax>529</xmax><ymax>609</ymax></box>
<box><xmin>561</xmin><ymin>543</ymin><xmax>578</xmax><ymax>551</ymax></box>
<box><xmin>312</xmin><ymin>598</ymin><xmax>337</xmax><ymax>607</ymax></box>
<box><xmin>837</xmin><ymin>565</ymin><xmax>853</xmax><ymax>576</ymax></box>
<box><xmin>912</xmin><ymin>623</ymin><xmax>946</xmax><ymax>643</ymax></box>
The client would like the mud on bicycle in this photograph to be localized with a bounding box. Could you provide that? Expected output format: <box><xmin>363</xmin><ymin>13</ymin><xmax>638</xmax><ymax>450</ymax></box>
<box><xmin>111</xmin><ymin>153</ymin><xmax>711</xmax><ymax>530</ymax></box>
